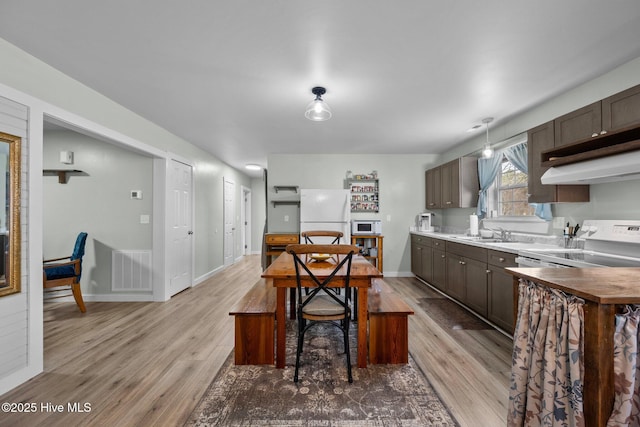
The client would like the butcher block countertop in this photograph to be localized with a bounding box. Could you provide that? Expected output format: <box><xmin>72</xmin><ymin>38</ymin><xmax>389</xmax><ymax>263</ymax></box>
<box><xmin>506</xmin><ymin>267</ymin><xmax>640</xmax><ymax>304</ymax></box>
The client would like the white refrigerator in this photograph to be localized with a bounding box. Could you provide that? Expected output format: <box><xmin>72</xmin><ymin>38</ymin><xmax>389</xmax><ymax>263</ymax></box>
<box><xmin>300</xmin><ymin>189</ymin><xmax>351</xmax><ymax>244</ymax></box>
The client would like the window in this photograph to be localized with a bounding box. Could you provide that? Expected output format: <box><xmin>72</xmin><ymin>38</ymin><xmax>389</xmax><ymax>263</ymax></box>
<box><xmin>497</xmin><ymin>158</ymin><xmax>534</xmax><ymax>216</ymax></box>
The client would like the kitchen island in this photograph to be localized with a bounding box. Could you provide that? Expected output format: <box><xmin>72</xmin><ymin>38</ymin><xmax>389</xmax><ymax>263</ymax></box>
<box><xmin>506</xmin><ymin>267</ymin><xmax>640</xmax><ymax>427</ymax></box>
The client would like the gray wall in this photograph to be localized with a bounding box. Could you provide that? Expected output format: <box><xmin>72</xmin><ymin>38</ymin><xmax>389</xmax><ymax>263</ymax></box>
<box><xmin>43</xmin><ymin>130</ymin><xmax>154</xmax><ymax>296</ymax></box>
<box><xmin>267</xmin><ymin>153</ymin><xmax>439</xmax><ymax>276</ymax></box>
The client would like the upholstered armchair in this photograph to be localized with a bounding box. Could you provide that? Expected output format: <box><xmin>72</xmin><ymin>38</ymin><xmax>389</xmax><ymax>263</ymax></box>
<box><xmin>43</xmin><ymin>232</ymin><xmax>88</xmax><ymax>313</ymax></box>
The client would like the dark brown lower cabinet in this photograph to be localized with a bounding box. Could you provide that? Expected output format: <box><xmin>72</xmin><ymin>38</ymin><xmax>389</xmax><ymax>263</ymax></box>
<box><xmin>487</xmin><ymin>250</ymin><xmax>517</xmax><ymax>334</ymax></box>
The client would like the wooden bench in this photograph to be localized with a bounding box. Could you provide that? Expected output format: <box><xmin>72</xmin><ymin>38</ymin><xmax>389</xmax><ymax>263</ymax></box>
<box><xmin>368</xmin><ymin>279</ymin><xmax>415</xmax><ymax>364</ymax></box>
<box><xmin>229</xmin><ymin>279</ymin><xmax>276</xmax><ymax>365</ymax></box>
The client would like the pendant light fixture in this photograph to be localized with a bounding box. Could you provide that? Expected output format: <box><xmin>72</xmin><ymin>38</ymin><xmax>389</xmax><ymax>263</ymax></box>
<box><xmin>305</xmin><ymin>86</ymin><xmax>332</xmax><ymax>121</ymax></box>
<box><xmin>481</xmin><ymin>117</ymin><xmax>494</xmax><ymax>159</ymax></box>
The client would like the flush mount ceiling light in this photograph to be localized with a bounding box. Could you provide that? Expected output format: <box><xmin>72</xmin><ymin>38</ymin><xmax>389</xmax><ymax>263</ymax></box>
<box><xmin>481</xmin><ymin>117</ymin><xmax>494</xmax><ymax>159</ymax></box>
<box><xmin>245</xmin><ymin>164</ymin><xmax>262</xmax><ymax>171</ymax></box>
<box><xmin>305</xmin><ymin>86</ymin><xmax>332</xmax><ymax>121</ymax></box>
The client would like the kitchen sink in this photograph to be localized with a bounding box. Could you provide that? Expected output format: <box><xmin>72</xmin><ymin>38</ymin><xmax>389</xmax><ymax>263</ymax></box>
<box><xmin>484</xmin><ymin>241</ymin><xmax>561</xmax><ymax>250</ymax></box>
<box><xmin>449</xmin><ymin>235</ymin><xmax>503</xmax><ymax>243</ymax></box>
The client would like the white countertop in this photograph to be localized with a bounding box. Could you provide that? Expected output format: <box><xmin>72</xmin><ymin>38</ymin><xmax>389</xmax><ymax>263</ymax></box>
<box><xmin>410</xmin><ymin>230</ymin><xmax>563</xmax><ymax>254</ymax></box>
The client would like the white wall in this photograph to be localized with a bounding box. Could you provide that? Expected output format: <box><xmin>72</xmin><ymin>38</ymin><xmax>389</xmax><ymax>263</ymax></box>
<box><xmin>0</xmin><ymin>37</ymin><xmax>255</xmax><ymax>394</ymax></box>
<box><xmin>267</xmin><ymin>153</ymin><xmax>439</xmax><ymax>276</ymax></box>
<box><xmin>43</xmin><ymin>130</ymin><xmax>154</xmax><ymax>298</ymax></box>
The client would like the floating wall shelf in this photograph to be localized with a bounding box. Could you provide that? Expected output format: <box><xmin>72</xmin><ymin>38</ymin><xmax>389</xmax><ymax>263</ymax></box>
<box><xmin>271</xmin><ymin>200</ymin><xmax>300</xmax><ymax>207</ymax></box>
<box><xmin>43</xmin><ymin>169</ymin><xmax>84</xmax><ymax>184</ymax></box>
<box><xmin>273</xmin><ymin>185</ymin><xmax>299</xmax><ymax>193</ymax></box>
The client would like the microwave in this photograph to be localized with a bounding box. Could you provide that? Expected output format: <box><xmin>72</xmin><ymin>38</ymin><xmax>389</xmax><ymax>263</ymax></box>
<box><xmin>352</xmin><ymin>220</ymin><xmax>382</xmax><ymax>235</ymax></box>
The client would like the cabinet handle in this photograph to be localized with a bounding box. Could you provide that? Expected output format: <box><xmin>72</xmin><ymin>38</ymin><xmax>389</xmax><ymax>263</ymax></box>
<box><xmin>486</xmin><ymin>270</ymin><xmax>491</xmax><ymax>274</ymax></box>
<box><xmin>591</xmin><ymin>132</ymin><xmax>599</xmax><ymax>137</ymax></box>
<box><xmin>499</xmin><ymin>257</ymin><xmax>505</xmax><ymax>262</ymax></box>
<box><xmin>600</xmin><ymin>130</ymin><xmax>607</xmax><ymax>135</ymax></box>
<box><xmin>441</xmin><ymin>254</ymin><xmax>445</xmax><ymax>258</ymax></box>
<box><xmin>445</xmin><ymin>201</ymin><xmax>452</xmax><ymax>205</ymax></box>
<box><xmin>434</xmin><ymin>242</ymin><xmax>439</xmax><ymax>246</ymax></box>
<box><xmin>459</xmin><ymin>261</ymin><xmax>466</xmax><ymax>265</ymax></box>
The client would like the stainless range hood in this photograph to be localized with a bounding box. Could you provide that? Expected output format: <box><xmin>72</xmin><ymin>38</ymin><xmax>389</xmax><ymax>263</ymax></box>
<box><xmin>540</xmin><ymin>150</ymin><xmax>640</xmax><ymax>184</ymax></box>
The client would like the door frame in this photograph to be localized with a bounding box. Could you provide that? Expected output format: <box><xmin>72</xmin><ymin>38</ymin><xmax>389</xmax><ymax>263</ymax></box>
<box><xmin>42</xmin><ymin>114</ymin><xmax>173</xmax><ymax>302</ymax></box>
<box><xmin>223</xmin><ymin>177</ymin><xmax>235</xmax><ymax>267</ymax></box>
<box><xmin>241</xmin><ymin>185</ymin><xmax>251</xmax><ymax>255</ymax></box>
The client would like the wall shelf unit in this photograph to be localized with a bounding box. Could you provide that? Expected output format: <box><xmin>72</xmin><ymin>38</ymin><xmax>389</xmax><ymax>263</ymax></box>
<box><xmin>346</xmin><ymin>172</ymin><xmax>379</xmax><ymax>213</ymax></box>
<box><xmin>273</xmin><ymin>185</ymin><xmax>299</xmax><ymax>193</ymax></box>
<box><xmin>271</xmin><ymin>200</ymin><xmax>300</xmax><ymax>207</ymax></box>
<box><xmin>43</xmin><ymin>169</ymin><xmax>84</xmax><ymax>184</ymax></box>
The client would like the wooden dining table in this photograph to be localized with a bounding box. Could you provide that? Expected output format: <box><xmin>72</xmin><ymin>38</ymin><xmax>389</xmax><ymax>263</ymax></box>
<box><xmin>261</xmin><ymin>251</ymin><xmax>383</xmax><ymax>369</ymax></box>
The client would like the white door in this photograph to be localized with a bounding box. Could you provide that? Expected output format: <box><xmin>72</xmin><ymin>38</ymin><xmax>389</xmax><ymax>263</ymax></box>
<box><xmin>223</xmin><ymin>178</ymin><xmax>235</xmax><ymax>267</ymax></box>
<box><xmin>169</xmin><ymin>160</ymin><xmax>193</xmax><ymax>295</ymax></box>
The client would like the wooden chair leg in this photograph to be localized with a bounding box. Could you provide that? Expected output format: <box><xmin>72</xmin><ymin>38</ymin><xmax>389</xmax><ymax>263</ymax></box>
<box><xmin>71</xmin><ymin>283</ymin><xmax>87</xmax><ymax>313</ymax></box>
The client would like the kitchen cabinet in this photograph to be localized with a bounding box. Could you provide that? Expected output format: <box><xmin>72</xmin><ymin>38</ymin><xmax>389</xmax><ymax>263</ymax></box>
<box><xmin>554</xmin><ymin>102</ymin><xmax>603</xmax><ymax>147</ymax></box>
<box><xmin>445</xmin><ymin>241</ymin><xmax>488</xmax><ymax>316</ymax></box>
<box><xmin>487</xmin><ymin>250</ymin><xmax>517</xmax><ymax>334</ymax></box>
<box><xmin>527</xmin><ymin>121</ymin><xmax>590</xmax><ymax>203</ymax></box>
<box><xmin>425</xmin><ymin>167</ymin><xmax>442</xmax><ymax>209</ymax></box>
<box><xmin>425</xmin><ymin>157</ymin><xmax>479</xmax><ymax>209</ymax></box>
<box><xmin>410</xmin><ymin>233</ymin><xmax>519</xmax><ymax>333</ymax></box>
<box><xmin>264</xmin><ymin>233</ymin><xmax>299</xmax><ymax>266</ymax></box>
<box><xmin>352</xmin><ymin>234</ymin><xmax>383</xmax><ymax>272</ymax></box>
<box><xmin>410</xmin><ymin>234</ymin><xmax>432</xmax><ymax>281</ymax></box>
<box><xmin>554</xmin><ymin>84</ymin><xmax>640</xmax><ymax>148</ymax></box>
<box><xmin>602</xmin><ymin>83</ymin><xmax>640</xmax><ymax>133</ymax></box>
<box><xmin>431</xmin><ymin>241</ymin><xmax>447</xmax><ymax>291</ymax></box>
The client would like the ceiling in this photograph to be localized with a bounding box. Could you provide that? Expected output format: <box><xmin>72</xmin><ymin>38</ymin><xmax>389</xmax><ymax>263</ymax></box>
<box><xmin>2</xmin><ymin>1</ymin><xmax>640</xmax><ymax>177</ymax></box>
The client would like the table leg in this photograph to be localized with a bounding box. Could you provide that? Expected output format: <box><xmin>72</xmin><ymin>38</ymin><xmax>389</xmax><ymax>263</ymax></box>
<box><xmin>289</xmin><ymin>288</ymin><xmax>296</xmax><ymax>319</ymax></box>
<box><xmin>276</xmin><ymin>287</ymin><xmax>286</xmax><ymax>368</ymax></box>
<box><xmin>357</xmin><ymin>287</ymin><xmax>368</xmax><ymax>368</ymax></box>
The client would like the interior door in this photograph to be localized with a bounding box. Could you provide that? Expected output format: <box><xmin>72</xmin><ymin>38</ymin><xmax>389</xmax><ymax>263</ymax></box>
<box><xmin>169</xmin><ymin>159</ymin><xmax>193</xmax><ymax>296</ymax></box>
<box><xmin>224</xmin><ymin>178</ymin><xmax>235</xmax><ymax>267</ymax></box>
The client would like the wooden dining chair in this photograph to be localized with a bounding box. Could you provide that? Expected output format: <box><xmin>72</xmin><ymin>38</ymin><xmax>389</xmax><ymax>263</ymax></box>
<box><xmin>286</xmin><ymin>243</ymin><xmax>359</xmax><ymax>383</ymax></box>
<box><xmin>43</xmin><ymin>232</ymin><xmax>88</xmax><ymax>313</ymax></box>
<box><xmin>301</xmin><ymin>230</ymin><xmax>343</xmax><ymax>245</ymax></box>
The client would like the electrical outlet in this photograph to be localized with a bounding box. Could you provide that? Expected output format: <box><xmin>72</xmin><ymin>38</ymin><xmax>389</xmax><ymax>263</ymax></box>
<box><xmin>284</xmin><ymin>215</ymin><xmax>289</xmax><ymax>222</ymax></box>
<box><xmin>553</xmin><ymin>217</ymin><xmax>565</xmax><ymax>229</ymax></box>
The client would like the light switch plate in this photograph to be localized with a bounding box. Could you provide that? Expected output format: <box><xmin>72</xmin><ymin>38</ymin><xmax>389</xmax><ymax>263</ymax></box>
<box><xmin>140</xmin><ymin>214</ymin><xmax>150</xmax><ymax>224</ymax></box>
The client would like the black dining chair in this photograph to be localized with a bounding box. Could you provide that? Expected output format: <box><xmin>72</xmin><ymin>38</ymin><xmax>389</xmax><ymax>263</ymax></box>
<box><xmin>286</xmin><ymin>243</ymin><xmax>358</xmax><ymax>383</ymax></box>
<box><xmin>301</xmin><ymin>230</ymin><xmax>343</xmax><ymax>245</ymax></box>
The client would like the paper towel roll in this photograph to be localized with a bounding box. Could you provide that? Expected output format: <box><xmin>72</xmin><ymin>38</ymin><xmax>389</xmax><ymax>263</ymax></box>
<box><xmin>469</xmin><ymin>214</ymin><xmax>479</xmax><ymax>236</ymax></box>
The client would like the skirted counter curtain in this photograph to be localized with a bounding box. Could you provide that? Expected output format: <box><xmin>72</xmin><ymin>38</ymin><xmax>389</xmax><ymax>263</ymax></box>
<box><xmin>476</xmin><ymin>142</ymin><xmax>552</xmax><ymax>220</ymax></box>
<box><xmin>508</xmin><ymin>280</ymin><xmax>640</xmax><ymax>426</ymax></box>
<box><xmin>607</xmin><ymin>305</ymin><xmax>640</xmax><ymax>426</ymax></box>
<box><xmin>508</xmin><ymin>279</ymin><xmax>585</xmax><ymax>427</ymax></box>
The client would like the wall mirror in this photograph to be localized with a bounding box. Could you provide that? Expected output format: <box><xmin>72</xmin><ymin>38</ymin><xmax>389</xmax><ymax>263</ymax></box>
<box><xmin>0</xmin><ymin>131</ymin><xmax>21</xmax><ymax>297</ymax></box>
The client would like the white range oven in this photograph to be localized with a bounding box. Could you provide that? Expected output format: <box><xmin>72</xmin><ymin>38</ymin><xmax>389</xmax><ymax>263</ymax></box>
<box><xmin>515</xmin><ymin>220</ymin><xmax>640</xmax><ymax>269</ymax></box>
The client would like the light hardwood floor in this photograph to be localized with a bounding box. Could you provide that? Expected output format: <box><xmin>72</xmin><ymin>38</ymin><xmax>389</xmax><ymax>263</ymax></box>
<box><xmin>0</xmin><ymin>255</ymin><xmax>512</xmax><ymax>426</ymax></box>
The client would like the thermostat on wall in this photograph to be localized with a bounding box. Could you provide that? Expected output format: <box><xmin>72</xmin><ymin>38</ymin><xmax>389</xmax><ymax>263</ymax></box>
<box><xmin>131</xmin><ymin>190</ymin><xmax>143</xmax><ymax>200</ymax></box>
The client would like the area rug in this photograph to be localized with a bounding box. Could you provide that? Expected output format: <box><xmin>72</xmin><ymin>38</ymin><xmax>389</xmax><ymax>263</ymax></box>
<box><xmin>186</xmin><ymin>322</ymin><xmax>458</xmax><ymax>426</ymax></box>
<box><xmin>417</xmin><ymin>297</ymin><xmax>492</xmax><ymax>331</ymax></box>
